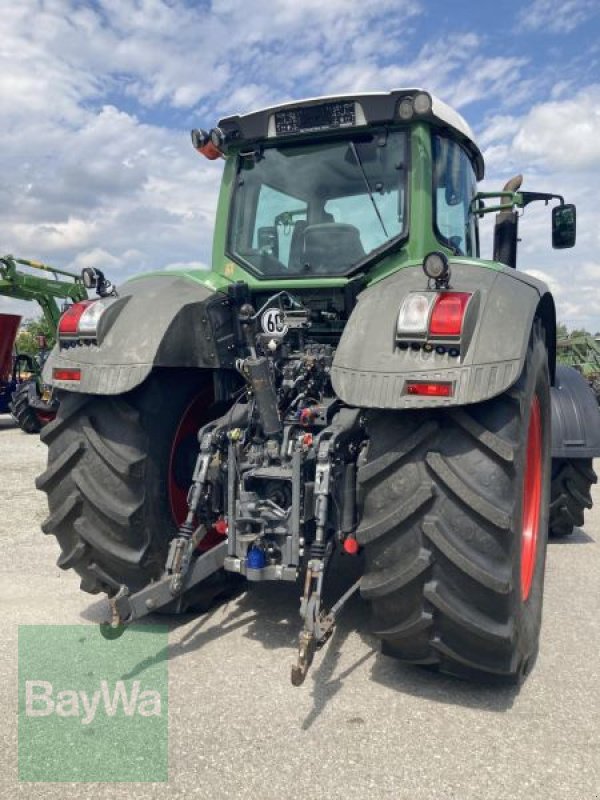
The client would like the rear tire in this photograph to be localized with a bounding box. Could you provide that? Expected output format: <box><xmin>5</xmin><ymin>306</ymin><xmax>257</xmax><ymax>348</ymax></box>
<box><xmin>10</xmin><ymin>381</ymin><xmax>42</xmax><ymax>434</ymax></box>
<box><xmin>357</xmin><ymin>323</ymin><xmax>551</xmax><ymax>683</ymax></box>
<box><xmin>549</xmin><ymin>458</ymin><xmax>597</xmax><ymax>536</ymax></box>
<box><xmin>36</xmin><ymin>370</ymin><xmax>230</xmax><ymax>607</ymax></box>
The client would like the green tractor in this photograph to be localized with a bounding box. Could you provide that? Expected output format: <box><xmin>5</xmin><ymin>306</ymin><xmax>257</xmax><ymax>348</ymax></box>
<box><xmin>37</xmin><ymin>90</ymin><xmax>600</xmax><ymax>685</ymax></box>
<box><xmin>0</xmin><ymin>255</ymin><xmax>112</xmax><ymax>432</ymax></box>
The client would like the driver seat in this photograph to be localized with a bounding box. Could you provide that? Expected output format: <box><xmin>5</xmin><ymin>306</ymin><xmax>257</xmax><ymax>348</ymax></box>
<box><xmin>302</xmin><ymin>223</ymin><xmax>365</xmax><ymax>271</ymax></box>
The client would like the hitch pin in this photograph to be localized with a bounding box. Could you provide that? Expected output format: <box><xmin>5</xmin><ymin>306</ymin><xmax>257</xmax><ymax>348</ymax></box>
<box><xmin>100</xmin><ymin>585</ymin><xmax>129</xmax><ymax>640</ymax></box>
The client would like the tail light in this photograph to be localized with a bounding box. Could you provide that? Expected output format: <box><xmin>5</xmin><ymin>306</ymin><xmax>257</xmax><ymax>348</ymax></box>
<box><xmin>58</xmin><ymin>301</ymin><xmax>95</xmax><ymax>336</ymax></box>
<box><xmin>429</xmin><ymin>292</ymin><xmax>472</xmax><ymax>337</ymax></box>
<box><xmin>397</xmin><ymin>291</ymin><xmax>473</xmax><ymax>340</ymax></box>
<box><xmin>77</xmin><ymin>300</ymin><xmax>108</xmax><ymax>336</ymax></box>
<box><xmin>406</xmin><ymin>382</ymin><xmax>453</xmax><ymax>397</ymax></box>
<box><xmin>58</xmin><ymin>299</ymin><xmax>110</xmax><ymax>339</ymax></box>
<box><xmin>53</xmin><ymin>368</ymin><xmax>81</xmax><ymax>381</ymax></box>
<box><xmin>396</xmin><ymin>293</ymin><xmax>436</xmax><ymax>334</ymax></box>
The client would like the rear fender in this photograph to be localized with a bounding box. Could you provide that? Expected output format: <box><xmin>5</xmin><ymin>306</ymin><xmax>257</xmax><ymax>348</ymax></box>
<box><xmin>551</xmin><ymin>365</ymin><xmax>600</xmax><ymax>459</ymax></box>
<box><xmin>44</xmin><ymin>275</ymin><xmax>236</xmax><ymax>395</ymax></box>
<box><xmin>331</xmin><ymin>261</ymin><xmax>554</xmax><ymax>409</ymax></box>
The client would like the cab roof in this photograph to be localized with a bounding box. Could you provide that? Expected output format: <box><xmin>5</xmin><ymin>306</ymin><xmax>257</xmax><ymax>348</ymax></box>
<box><xmin>217</xmin><ymin>88</ymin><xmax>484</xmax><ymax>180</ymax></box>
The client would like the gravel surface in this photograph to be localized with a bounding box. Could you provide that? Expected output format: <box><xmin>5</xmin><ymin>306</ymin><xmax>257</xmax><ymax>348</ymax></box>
<box><xmin>0</xmin><ymin>416</ymin><xmax>598</xmax><ymax>799</ymax></box>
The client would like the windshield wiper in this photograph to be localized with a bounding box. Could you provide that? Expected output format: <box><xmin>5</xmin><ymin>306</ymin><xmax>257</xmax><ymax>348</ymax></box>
<box><xmin>349</xmin><ymin>141</ymin><xmax>388</xmax><ymax>239</ymax></box>
<box><xmin>345</xmin><ymin>229</ymin><xmax>408</xmax><ymax>277</ymax></box>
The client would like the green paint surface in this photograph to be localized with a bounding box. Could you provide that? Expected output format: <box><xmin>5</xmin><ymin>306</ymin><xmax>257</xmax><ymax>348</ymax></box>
<box><xmin>18</xmin><ymin>624</ymin><xmax>168</xmax><ymax>782</ymax></box>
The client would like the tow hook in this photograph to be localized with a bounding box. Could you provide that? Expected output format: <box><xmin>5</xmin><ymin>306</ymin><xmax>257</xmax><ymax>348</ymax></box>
<box><xmin>291</xmin><ymin>566</ymin><xmax>361</xmax><ymax>686</ymax></box>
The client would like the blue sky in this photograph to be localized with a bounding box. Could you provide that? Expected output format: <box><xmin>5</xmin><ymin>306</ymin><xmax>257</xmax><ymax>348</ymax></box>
<box><xmin>1</xmin><ymin>0</ymin><xmax>599</xmax><ymax>329</ymax></box>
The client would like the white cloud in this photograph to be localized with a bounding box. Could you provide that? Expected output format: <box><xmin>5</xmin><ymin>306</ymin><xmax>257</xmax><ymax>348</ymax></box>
<box><xmin>478</xmin><ymin>83</ymin><xmax>600</xmax><ymax>332</ymax></box>
<box><xmin>478</xmin><ymin>116</ymin><xmax>518</xmax><ymax>148</ymax></box>
<box><xmin>581</xmin><ymin>262</ymin><xmax>600</xmax><ymax>281</ymax></box>
<box><xmin>69</xmin><ymin>248</ymin><xmax>127</xmax><ymax>272</ymax></box>
<box><xmin>445</xmin><ymin>55</ymin><xmax>529</xmax><ymax>109</ymax></box>
<box><xmin>518</xmin><ymin>0</ymin><xmax>598</xmax><ymax>33</ymax></box>
<box><xmin>3</xmin><ymin>0</ymin><xmax>418</xmax><ymax>136</ymax></box>
<box><xmin>0</xmin><ymin>0</ymin><xmax>425</xmax><ymax>289</ymax></box>
<box><xmin>512</xmin><ymin>86</ymin><xmax>600</xmax><ymax>170</ymax></box>
<box><xmin>0</xmin><ymin>296</ymin><xmax>38</xmax><ymax>319</ymax></box>
<box><xmin>523</xmin><ymin>265</ymin><xmax>599</xmax><ymax>330</ymax></box>
<box><xmin>323</xmin><ymin>33</ymin><xmax>480</xmax><ymax>96</ymax></box>
<box><xmin>312</xmin><ymin>31</ymin><xmax>533</xmax><ymax>126</ymax></box>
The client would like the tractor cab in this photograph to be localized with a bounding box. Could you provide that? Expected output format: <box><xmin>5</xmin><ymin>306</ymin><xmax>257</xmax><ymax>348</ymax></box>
<box><xmin>193</xmin><ymin>89</ymin><xmax>575</xmax><ymax>282</ymax></box>
<box><xmin>193</xmin><ymin>89</ymin><xmax>484</xmax><ymax>282</ymax></box>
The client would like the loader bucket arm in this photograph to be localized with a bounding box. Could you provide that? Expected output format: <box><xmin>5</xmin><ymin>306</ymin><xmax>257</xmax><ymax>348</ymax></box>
<box><xmin>0</xmin><ymin>256</ymin><xmax>88</xmax><ymax>330</ymax></box>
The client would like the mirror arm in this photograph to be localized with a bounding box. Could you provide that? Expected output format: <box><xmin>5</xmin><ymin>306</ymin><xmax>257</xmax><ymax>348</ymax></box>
<box><xmin>473</xmin><ymin>190</ymin><xmax>567</xmax><ymax>217</ymax></box>
<box><xmin>519</xmin><ymin>191</ymin><xmax>565</xmax><ymax>208</ymax></box>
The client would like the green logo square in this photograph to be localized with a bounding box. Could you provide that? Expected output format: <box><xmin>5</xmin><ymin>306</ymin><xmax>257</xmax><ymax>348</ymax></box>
<box><xmin>18</xmin><ymin>624</ymin><xmax>168</xmax><ymax>782</ymax></box>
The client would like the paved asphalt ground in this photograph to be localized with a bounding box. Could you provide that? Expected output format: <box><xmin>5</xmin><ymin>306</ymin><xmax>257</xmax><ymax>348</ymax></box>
<box><xmin>0</xmin><ymin>415</ymin><xmax>599</xmax><ymax>799</ymax></box>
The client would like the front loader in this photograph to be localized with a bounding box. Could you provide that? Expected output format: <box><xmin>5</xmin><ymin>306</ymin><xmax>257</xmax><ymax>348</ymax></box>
<box><xmin>37</xmin><ymin>89</ymin><xmax>600</xmax><ymax>685</ymax></box>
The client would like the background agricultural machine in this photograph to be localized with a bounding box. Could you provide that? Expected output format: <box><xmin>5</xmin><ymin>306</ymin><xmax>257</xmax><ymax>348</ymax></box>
<box><xmin>0</xmin><ymin>313</ymin><xmax>31</xmax><ymax>416</ymax></box>
<box><xmin>0</xmin><ymin>255</ymin><xmax>89</xmax><ymax>432</ymax></box>
<box><xmin>37</xmin><ymin>89</ymin><xmax>600</xmax><ymax>687</ymax></box>
<box><xmin>557</xmin><ymin>333</ymin><xmax>600</xmax><ymax>402</ymax></box>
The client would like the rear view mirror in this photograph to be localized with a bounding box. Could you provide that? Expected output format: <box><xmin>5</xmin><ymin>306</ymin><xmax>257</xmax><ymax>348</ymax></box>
<box><xmin>552</xmin><ymin>203</ymin><xmax>576</xmax><ymax>249</ymax></box>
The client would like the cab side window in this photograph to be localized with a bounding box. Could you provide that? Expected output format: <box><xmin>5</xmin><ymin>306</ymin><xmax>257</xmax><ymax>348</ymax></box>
<box><xmin>432</xmin><ymin>135</ymin><xmax>478</xmax><ymax>256</ymax></box>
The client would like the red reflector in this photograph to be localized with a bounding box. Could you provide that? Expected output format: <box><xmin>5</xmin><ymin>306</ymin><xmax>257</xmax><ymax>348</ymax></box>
<box><xmin>406</xmin><ymin>382</ymin><xmax>453</xmax><ymax>397</ymax></box>
<box><xmin>429</xmin><ymin>292</ymin><xmax>472</xmax><ymax>337</ymax></box>
<box><xmin>53</xmin><ymin>368</ymin><xmax>81</xmax><ymax>381</ymax></box>
<box><xmin>343</xmin><ymin>536</ymin><xmax>360</xmax><ymax>555</ymax></box>
<box><xmin>213</xmin><ymin>518</ymin><xmax>228</xmax><ymax>536</ymax></box>
<box><xmin>58</xmin><ymin>301</ymin><xmax>94</xmax><ymax>335</ymax></box>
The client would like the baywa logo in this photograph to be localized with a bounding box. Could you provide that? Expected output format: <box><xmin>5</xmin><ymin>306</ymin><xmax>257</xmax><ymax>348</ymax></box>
<box><xmin>19</xmin><ymin>625</ymin><xmax>168</xmax><ymax>782</ymax></box>
<box><xmin>25</xmin><ymin>679</ymin><xmax>162</xmax><ymax>725</ymax></box>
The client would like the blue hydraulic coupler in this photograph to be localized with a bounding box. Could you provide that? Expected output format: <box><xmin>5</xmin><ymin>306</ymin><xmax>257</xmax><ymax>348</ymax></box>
<box><xmin>246</xmin><ymin>548</ymin><xmax>266</xmax><ymax>570</ymax></box>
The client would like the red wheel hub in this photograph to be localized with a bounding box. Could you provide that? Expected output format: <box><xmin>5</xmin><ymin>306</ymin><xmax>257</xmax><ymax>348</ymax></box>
<box><xmin>168</xmin><ymin>386</ymin><xmax>228</xmax><ymax>552</ymax></box>
<box><xmin>521</xmin><ymin>395</ymin><xmax>542</xmax><ymax>601</ymax></box>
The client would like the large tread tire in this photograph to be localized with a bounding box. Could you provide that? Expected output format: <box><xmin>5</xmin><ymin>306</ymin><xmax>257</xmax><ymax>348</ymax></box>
<box><xmin>36</xmin><ymin>370</ymin><xmax>225</xmax><ymax>604</ymax></box>
<box><xmin>357</xmin><ymin>323</ymin><xmax>551</xmax><ymax>683</ymax></box>
<box><xmin>10</xmin><ymin>381</ymin><xmax>42</xmax><ymax>434</ymax></box>
<box><xmin>549</xmin><ymin>458</ymin><xmax>597</xmax><ymax>537</ymax></box>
